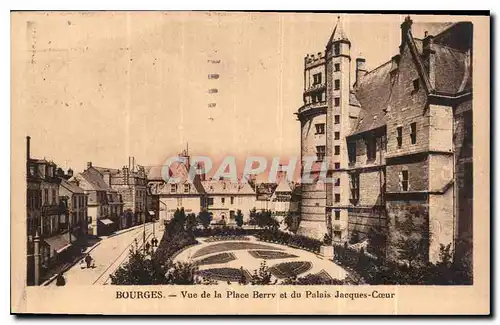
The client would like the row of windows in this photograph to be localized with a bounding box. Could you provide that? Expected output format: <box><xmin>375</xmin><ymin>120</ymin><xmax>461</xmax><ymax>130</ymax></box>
<box><xmin>311</xmin><ymin>64</ymin><xmax>341</xmax><ymax>86</ymax></box>
<box><xmin>170</xmin><ymin>183</ymin><xmax>191</xmax><ymax>193</ymax></box>
<box><xmin>206</xmin><ymin>197</ymin><xmax>237</xmax><ymax>206</ymax></box>
<box><xmin>396</xmin><ymin>122</ymin><xmax>417</xmax><ymax>148</ymax></box>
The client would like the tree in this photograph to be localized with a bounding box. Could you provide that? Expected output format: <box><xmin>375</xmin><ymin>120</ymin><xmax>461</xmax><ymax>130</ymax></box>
<box><xmin>254</xmin><ymin>210</ymin><xmax>279</xmax><ymax>230</ymax></box>
<box><xmin>234</xmin><ymin>209</ymin><xmax>244</xmax><ymax>228</ymax></box>
<box><xmin>164</xmin><ymin>261</ymin><xmax>199</xmax><ymax>285</ymax></box>
<box><xmin>395</xmin><ymin>208</ymin><xmax>427</xmax><ymax>269</ymax></box>
<box><xmin>367</xmin><ymin>224</ymin><xmax>387</xmax><ymax>259</ymax></box>
<box><xmin>250</xmin><ymin>261</ymin><xmax>276</xmax><ymax>285</ymax></box>
<box><xmin>198</xmin><ymin>209</ymin><xmax>212</xmax><ymax>229</ymax></box>
<box><xmin>185</xmin><ymin>213</ymin><xmax>197</xmax><ymax>236</ymax></box>
<box><xmin>248</xmin><ymin>207</ymin><xmax>258</xmax><ymax>226</ymax></box>
<box><xmin>110</xmin><ymin>241</ymin><xmax>167</xmax><ymax>285</ymax></box>
<box><xmin>284</xmin><ymin>211</ymin><xmax>298</xmax><ymax>233</ymax></box>
<box><xmin>349</xmin><ymin>228</ymin><xmax>360</xmax><ymax>244</ymax></box>
<box><xmin>323</xmin><ymin>232</ymin><xmax>332</xmax><ymax>245</ymax></box>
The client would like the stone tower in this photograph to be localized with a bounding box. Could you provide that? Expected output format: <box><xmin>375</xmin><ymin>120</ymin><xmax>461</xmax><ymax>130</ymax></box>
<box><xmin>324</xmin><ymin>17</ymin><xmax>352</xmax><ymax>242</ymax></box>
<box><xmin>296</xmin><ymin>17</ymin><xmax>351</xmax><ymax>240</ymax></box>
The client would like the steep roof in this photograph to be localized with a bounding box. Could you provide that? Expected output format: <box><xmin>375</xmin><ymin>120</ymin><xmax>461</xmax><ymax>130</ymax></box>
<box><xmin>274</xmin><ymin>178</ymin><xmax>292</xmax><ymax>193</ymax></box>
<box><xmin>201</xmin><ymin>179</ymin><xmax>255</xmax><ymax>195</ymax></box>
<box><xmin>433</xmin><ymin>44</ymin><xmax>471</xmax><ymax>93</ymax></box>
<box><xmin>79</xmin><ymin>167</ymin><xmax>113</xmax><ymax>192</ymax></box>
<box><xmin>146</xmin><ymin>163</ymin><xmax>205</xmax><ymax>194</ymax></box>
<box><xmin>59</xmin><ymin>178</ymin><xmax>85</xmax><ymax>194</ymax></box>
<box><xmin>350</xmin><ymin>60</ymin><xmax>392</xmax><ymax>135</ymax></box>
<box><xmin>327</xmin><ymin>16</ymin><xmax>349</xmax><ymax>45</ymax></box>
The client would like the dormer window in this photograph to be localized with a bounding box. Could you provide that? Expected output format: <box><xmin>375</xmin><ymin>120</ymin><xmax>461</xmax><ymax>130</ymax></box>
<box><xmin>170</xmin><ymin>184</ymin><xmax>177</xmax><ymax>193</ymax></box>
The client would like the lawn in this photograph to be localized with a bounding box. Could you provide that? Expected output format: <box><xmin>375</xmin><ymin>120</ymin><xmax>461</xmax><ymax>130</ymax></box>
<box><xmin>197</xmin><ymin>267</ymin><xmax>252</xmax><ymax>283</ymax></box>
<box><xmin>194</xmin><ymin>252</ymin><xmax>236</xmax><ymax>266</ymax></box>
<box><xmin>269</xmin><ymin>261</ymin><xmax>312</xmax><ymax>279</ymax></box>
<box><xmin>192</xmin><ymin>242</ymin><xmax>283</xmax><ymax>259</ymax></box>
<box><xmin>248</xmin><ymin>250</ymin><xmax>298</xmax><ymax>260</ymax></box>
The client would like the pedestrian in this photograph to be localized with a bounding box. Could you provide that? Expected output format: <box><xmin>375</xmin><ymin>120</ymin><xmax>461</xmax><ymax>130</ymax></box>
<box><xmin>56</xmin><ymin>274</ymin><xmax>66</xmax><ymax>286</ymax></box>
<box><xmin>85</xmin><ymin>254</ymin><xmax>92</xmax><ymax>268</ymax></box>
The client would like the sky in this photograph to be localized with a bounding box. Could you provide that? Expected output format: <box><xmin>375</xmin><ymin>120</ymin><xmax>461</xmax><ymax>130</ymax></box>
<box><xmin>14</xmin><ymin>12</ymin><xmax>451</xmax><ymax>175</ymax></box>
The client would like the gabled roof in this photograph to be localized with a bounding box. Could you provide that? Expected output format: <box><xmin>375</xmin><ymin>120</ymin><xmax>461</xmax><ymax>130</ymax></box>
<box><xmin>274</xmin><ymin>178</ymin><xmax>292</xmax><ymax>193</ymax></box>
<box><xmin>59</xmin><ymin>178</ymin><xmax>85</xmax><ymax>194</ymax></box>
<box><xmin>79</xmin><ymin>167</ymin><xmax>113</xmax><ymax>192</ymax></box>
<box><xmin>146</xmin><ymin>163</ymin><xmax>206</xmax><ymax>194</ymax></box>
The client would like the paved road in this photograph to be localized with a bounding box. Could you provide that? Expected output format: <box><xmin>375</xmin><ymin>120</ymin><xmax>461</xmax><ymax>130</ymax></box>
<box><xmin>58</xmin><ymin>222</ymin><xmax>164</xmax><ymax>286</ymax></box>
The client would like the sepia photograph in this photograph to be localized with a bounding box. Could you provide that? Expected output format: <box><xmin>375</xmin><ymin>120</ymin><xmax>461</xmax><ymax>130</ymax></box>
<box><xmin>10</xmin><ymin>11</ymin><xmax>490</xmax><ymax>315</ymax></box>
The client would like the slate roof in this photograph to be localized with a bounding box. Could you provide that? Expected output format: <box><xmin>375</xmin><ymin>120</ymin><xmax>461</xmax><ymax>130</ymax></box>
<box><xmin>433</xmin><ymin>44</ymin><xmax>471</xmax><ymax>93</ymax></box>
<box><xmin>349</xmin><ymin>22</ymin><xmax>471</xmax><ymax>136</ymax></box>
<box><xmin>59</xmin><ymin>178</ymin><xmax>85</xmax><ymax>194</ymax></box>
<box><xmin>274</xmin><ymin>178</ymin><xmax>292</xmax><ymax>193</ymax></box>
<box><xmin>146</xmin><ymin>163</ymin><xmax>206</xmax><ymax>194</ymax></box>
<box><xmin>201</xmin><ymin>179</ymin><xmax>255</xmax><ymax>195</ymax></box>
<box><xmin>327</xmin><ymin>16</ymin><xmax>349</xmax><ymax>45</ymax></box>
<box><xmin>349</xmin><ymin>60</ymin><xmax>392</xmax><ymax>135</ymax></box>
<box><xmin>79</xmin><ymin>167</ymin><xmax>113</xmax><ymax>192</ymax></box>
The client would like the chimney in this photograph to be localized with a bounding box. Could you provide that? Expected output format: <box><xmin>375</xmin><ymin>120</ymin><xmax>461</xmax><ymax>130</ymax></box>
<box><xmin>103</xmin><ymin>172</ymin><xmax>111</xmax><ymax>186</ymax></box>
<box><xmin>400</xmin><ymin>16</ymin><xmax>413</xmax><ymax>50</ymax></box>
<box><xmin>355</xmin><ymin>58</ymin><xmax>367</xmax><ymax>86</ymax></box>
<box><xmin>87</xmin><ymin>161</ymin><xmax>92</xmax><ymax>169</ymax></box>
<box><xmin>26</xmin><ymin>136</ymin><xmax>31</xmax><ymax>161</ymax></box>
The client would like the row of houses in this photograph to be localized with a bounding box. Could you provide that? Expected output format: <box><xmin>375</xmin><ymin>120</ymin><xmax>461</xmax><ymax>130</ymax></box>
<box><xmin>26</xmin><ymin>137</ymin><xmax>149</xmax><ymax>285</ymax></box>
<box><xmin>145</xmin><ymin>150</ymin><xmax>300</xmax><ymax>226</ymax></box>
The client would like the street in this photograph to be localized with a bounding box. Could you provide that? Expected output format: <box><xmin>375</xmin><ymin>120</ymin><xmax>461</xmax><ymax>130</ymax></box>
<box><xmin>56</xmin><ymin>222</ymin><xmax>163</xmax><ymax>286</ymax></box>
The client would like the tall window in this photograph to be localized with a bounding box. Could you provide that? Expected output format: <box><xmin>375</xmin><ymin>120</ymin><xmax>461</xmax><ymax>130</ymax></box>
<box><xmin>230</xmin><ymin>197</ymin><xmax>234</xmax><ymax>205</ymax></box>
<box><xmin>315</xmin><ymin>123</ymin><xmax>325</xmax><ymax>135</ymax></box>
<box><xmin>334</xmin><ymin>79</ymin><xmax>340</xmax><ymax>90</ymax></box>
<box><xmin>313</xmin><ymin>73</ymin><xmax>322</xmax><ymax>85</ymax></box>
<box><xmin>334</xmin><ymin>178</ymin><xmax>340</xmax><ymax>186</ymax></box>
<box><xmin>334</xmin><ymin>210</ymin><xmax>340</xmax><ymax>220</ymax></box>
<box><xmin>335</xmin><ymin>194</ymin><xmax>341</xmax><ymax>203</ymax></box>
<box><xmin>334</xmin><ymin>162</ymin><xmax>340</xmax><ymax>170</ymax></box>
<box><xmin>412</xmin><ymin>79</ymin><xmax>420</xmax><ymax>92</ymax></box>
<box><xmin>184</xmin><ymin>184</ymin><xmax>190</xmax><ymax>193</ymax></box>
<box><xmin>334</xmin><ymin>63</ymin><xmax>340</xmax><ymax>71</ymax></box>
<box><xmin>335</xmin><ymin>132</ymin><xmax>340</xmax><ymax>140</ymax></box>
<box><xmin>334</xmin><ymin>44</ymin><xmax>340</xmax><ymax>56</ymax></box>
<box><xmin>170</xmin><ymin>184</ymin><xmax>177</xmax><ymax>193</ymax></box>
<box><xmin>44</xmin><ymin>189</ymin><xmax>48</xmax><ymax>204</ymax></box>
<box><xmin>410</xmin><ymin>122</ymin><xmax>417</xmax><ymax>144</ymax></box>
<box><xmin>334</xmin><ymin>145</ymin><xmax>340</xmax><ymax>155</ymax></box>
<box><xmin>334</xmin><ymin>97</ymin><xmax>340</xmax><ymax>107</ymax></box>
<box><xmin>350</xmin><ymin>173</ymin><xmax>360</xmax><ymax>201</ymax></box>
<box><xmin>51</xmin><ymin>189</ymin><xmax>56</xmax><ymax>204</ymax></box>
<box><xmin>396</xmin><ymin>126</ymin><xmax>403</xmax><ymax>148</ymax></box>
<box><xmin>366</xmin><ymin>137</ymin><xmax>377</xmax><ymax>160</ymax></box>
<box><xmin>399</xmin><ymin>170</ymin><xmax>409</xmax><ymax>191</ymax></box>
<box><xmin>334</xmin><ymin>115</ymin><xmax>340</xmax><ymax>124</ymax></box>
<box><xmin>221</xmin><ymin>197</ymin><xmax>225</xmax><ymax>205</ymax></box>
<box><xmin>348</xmin><ymin>142</ymin><xmax>356</xmax><ymax>163</ymax></box>
<box><xmin>316</xmin><ymin>145</ymin><xmax>326</xmax><ymax>162</ymax></box>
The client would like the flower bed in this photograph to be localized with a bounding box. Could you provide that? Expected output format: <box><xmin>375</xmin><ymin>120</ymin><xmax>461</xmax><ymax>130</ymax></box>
<box><xmin>256</xmin><ymin>229</ymin><xmax>322</xmax><ymax>253</ymax></box>
<box><xmin>268</xmin><ymin>261</ymin><xmax>312</xmax><ymax>279</ymax></box>
<box><xmin>248</xmin><ymin>250</ymin><xmax>298</xmax><ymax>260</ymax></box>
<box><xmin>194</xmin><ymin>252</ymin><xmax>236</xmax><ymax>266</ymax></box>
<box><xmin>204</xmin><ymin>235</ymin><xmax>251</xmax><ymax>243</ymax></box>
<box><xmin>192</xmin><ymin>242</ymin><xmax>283</xmax><ymax>259</ymax></box>
<box><xmin>193</xmin><ymin>227</ymin><xmax>260</xmax><ymax>238</ymax></box>
<box><xmin>197</xmin><ymin>267</ymin><xmax>252</xmax><ymax>282</ymax></box>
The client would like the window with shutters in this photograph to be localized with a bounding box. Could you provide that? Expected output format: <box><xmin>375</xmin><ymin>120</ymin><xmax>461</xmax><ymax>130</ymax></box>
<box><xmin>396</xmin><ymin>126</ymin><xmax>403</xmax><ymax>148</ymax></box>
<box><xmin>350</xmin><ymin>173</ymin><xmax>360</xmax><ymax>201</ymax></box>
<box><xmin>400</xmin><ymin>170</ymin><xmax>409</xmax><ymax>191</ymax></box>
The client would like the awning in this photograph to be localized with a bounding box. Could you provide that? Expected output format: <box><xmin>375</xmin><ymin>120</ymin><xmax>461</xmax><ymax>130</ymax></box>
<box><xmin>44</xmin><ymin>234</ymin><xmax>76</xmax><ymax>254</ymax></box>
<box><xmin>99</xmin><ymin>218</ymin><xmax>114</xmax><ymax>226</ymax></box>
